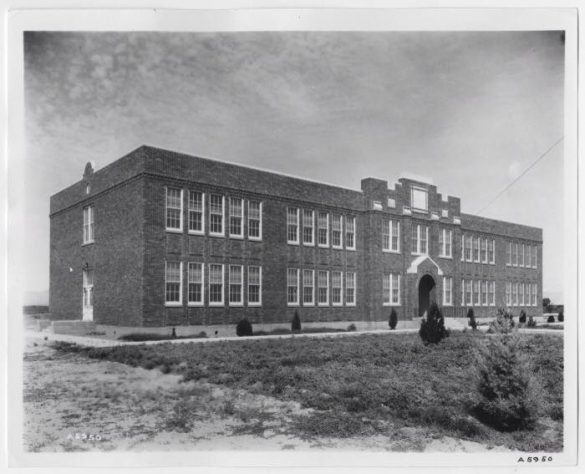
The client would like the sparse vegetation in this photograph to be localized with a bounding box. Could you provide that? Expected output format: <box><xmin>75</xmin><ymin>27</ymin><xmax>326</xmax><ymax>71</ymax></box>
<box><xmin>488</xmin><ymin>309</ymin><xmax>516</xmax><ymax>334</ymax></box>
<box><xmin>419</xmin><ymin>303</ymin><xmax>449</xmax><ymax>344</ymax></box>
<box><xmin>118</xmin><ymin>332</ymin><xmax>207</xmax><ymax>342</ymax></box>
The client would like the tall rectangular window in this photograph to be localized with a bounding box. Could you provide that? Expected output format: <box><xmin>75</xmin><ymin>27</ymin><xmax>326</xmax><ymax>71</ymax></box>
<box><xmin>527</xmin><ymin>283</ymin><xmax>532</xmax><ymax>308</ymax></box>
<box><xmin>474</xmin><ymin>237</ymin><xmax>481</xmax><ymax>263</ymax></box>
<box><xmin>506</xmin><ymin>242</ymin><xmax>512</xmax><ymax>266</ymax></box>
<box><xmin>331</xmin><ymin>215</ymin><xmax>343</xmax><ymax>248</ymax></box>
<box><xmin>248</xmin><ymin>201</ymin><xmax>262</xmax><ymax>240</ymax></box>
<box><xmin>439</xmin><ymin>228</ymin><xmax>452</xmax><ymax>258</ymax></box>
<box><xmin>303</xmin><ymin>269</ymin><xmax>314</xmax><ymax>305</ymax></box>
<box><xmin>83</xmin><ymin>205</ymin><xmax>94</xmax><ymax>243</ymax></box>
<box><xmin>520</xmin><ymin>283</ymin><xmax>525</xmax><ymax>305</ymax></box>
<box><xmin>466</xmin><ymin>280</ymin><xmax>472</xmax><ymax>306</ymax></box>
<box><xmin>474</xmin><ymin>280</ymin><xmax>481</xmax><ymax>305</ymax></box>
<box><xmin>482</xmin><ymin>280</ymin><xmax>488</xmax><ymax>306</ymax></box>
<box><xmin>165</xmin><ymin>261</ymin><xmax>182</xmax><ymax>305</ymax></box>
<box><xmin>532</xmin><ymin>283</ymin><xmax>537</xmax><ymax>306</ymax></box>
<box><xmin>248</xmin><ymin>266</ymin><xmax>262</xmax><ymax>306</ymax></box>
<box><xmin>489</xmin><ymin>240</ymin><xmax>495</xmax><ymax>264</ymax></box>
<box><xmin>526</xmin><ymin>245</ymin><xmax>532</xmax><ymax>268</ymax></box>
<box><xmin>287</xmin><ymin>268</ymin><xmax>299</xmax><ymax>305</ymax></box>
<box><xmin>384</xmin><ymin>220</ymin><xmax>400</xmax><ymax>252</ymax></box>
<box><xmin>513</xmin><ymin>283</ymin><xmax>518</xmax><ymax>306</ymax></box>
<box><xmin>187</xmin><ymin>262</ymin><xmax>203</xmax><ymax>305</ymax></box>
<box><xmin>481</xmin><ymin>239</ymin><xmax>488</xmax><ymax>263</ymax></box>
<box><xmin>519</xmin><ymin>244</ymin><xmax>525</xmax><ymax>267</ymax></box>
<box><xmin>461</xmin><ymin>279</ymin><xmax>466</xmax><ymax>305</ymax></box>
<box><xmin>209</xmin><ymin>194</ymin><xmax>224</xmax><ymax>236</ymax></box>
<box><xmin>302</xmin><ymin>210</ymin><xmax>314</xmax><ymax>246</ymax></box>
<box><xmin>391</xmin><ymin>274</ymin><xmax>401</xmax><ymax>305</ymax></box>
<box><xmin>229</xmin><ymin>197</ymin><xmax>243</xmax><ymax>238</ymax></box>
<box><xmin>443</xmin><ymin>277</ymin><xmax>453</xmax><ymax>306</ymax></box>
<box><xmin>346</xmin><ymin>272</ymin><xmax>356</xmax><ymax>306</ymax></box>
<box><xmin>489</xmin><ymin>281</ymin><xmax>495</xmax><ymax>306</ymax></box>
<box><xmin>465</xmin><ymin>235</ymin><xmax>473</xmax><ymax>261</ymax></box>
<box><xmin>209</xmin><ymin>263</ymin><xmax>224</xmax><ymax>305</ymax></box>
<box><xmin>411</xmin><ymin>224</ymin><xmax>428</xmax><ymax>255</ymax></box>
<box><xmin>188</xmin><ymin>191</ymin><xmax>204</xmax><ymax>234</ymax></box>
<box><xmin>383</xmin><ymin>222</ymin><xmax>390</xmax><ymax>251</ymax></box>
<box><xmin>229</xmin><ymin>265</ymin><xmax>243</xmax><ymax>305</ymax></box>
<box><xmin>513</xmin><ymin>243</ymin><xmax>518</xmax><ymax>266</ymax></box>
<box><xmin>506</xmin><ymin>282</ymin><xmax>512</xmax><ymax>306</ymax></box>
<box><xmin>317</xmin><ymin>212</ymin><xmax>329</xmax><ymax>247</ymax></box>
<box><xmin>383</xmin><ymin>274</ymin><xmax>400</xmax><ymax>305</ymax></box>
<box><xmin>532</xmin><ymin>246</ymin><xmax>537</xmax><ymax>269</ymax></box>
<box><xmin>331</xmin><ymin>271</ymin><xmax>343</xmax><ymax>306</ymax></box>
<box><xmin>287</xmin><ymin>207</ymin><xmax>299</xmax><ymax>244</ymax></box>
<box><xmin>318</xmin><ymin>270</ymin><xmax>329</xmax><ymax>305</ymax></box>
<box><xmin>166</xmin><ymin>188</ymin><xmax>183</xmax><ymax>231</ymax></box>
<box><xmin>411</xmin><ymin>186</ymin><xmax>428</xmax><ymax>211</ymax></box>
<box><xmin>346</xmin><ymin>216</ymin><xmax>356</xmax><ymax>250</ymax></box>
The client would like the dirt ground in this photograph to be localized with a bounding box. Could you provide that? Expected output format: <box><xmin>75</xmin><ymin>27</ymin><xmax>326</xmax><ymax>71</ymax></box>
<box><xmin>23</xmin><ymin>338</ymin><xmax>510</xmax><ymax>453</ymax></box>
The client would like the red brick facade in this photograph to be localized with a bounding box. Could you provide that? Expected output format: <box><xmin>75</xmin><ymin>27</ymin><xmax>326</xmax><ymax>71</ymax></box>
<box><xmin>49</xmin><ymin>145</ymin><xmax>543</xmax><ymax>326</ymax></box>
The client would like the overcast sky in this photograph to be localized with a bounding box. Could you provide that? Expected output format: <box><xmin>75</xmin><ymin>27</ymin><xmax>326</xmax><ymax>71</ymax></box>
<box><xmin>23</xmin><ymin>31</ymin><xmax>565</xmax><ymax>302</ymax></box>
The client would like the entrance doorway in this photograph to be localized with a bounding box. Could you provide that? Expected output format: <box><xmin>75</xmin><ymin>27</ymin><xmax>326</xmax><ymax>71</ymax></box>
<box><xmin>418</xmin><ymin>274</ymin><xmax>435</xmax><ymax>317</ymax></box>
<box><xmin>82</xmin><ymin>269</ymin><xmax>94</xmax><ymax>321</ymax></box>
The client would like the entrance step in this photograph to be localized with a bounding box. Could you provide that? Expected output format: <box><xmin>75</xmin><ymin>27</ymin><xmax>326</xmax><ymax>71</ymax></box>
<box><xmin>51</xmin><ymin>320</ymin><xmax>97</xmax><ymax>336</ymax></box>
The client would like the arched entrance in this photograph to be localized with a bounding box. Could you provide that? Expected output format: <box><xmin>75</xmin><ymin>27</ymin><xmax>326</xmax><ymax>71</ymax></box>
<box><xmin>418</xmin><ymin>274</ymin><xmax>436</xmax><ymax>317</ymax></box>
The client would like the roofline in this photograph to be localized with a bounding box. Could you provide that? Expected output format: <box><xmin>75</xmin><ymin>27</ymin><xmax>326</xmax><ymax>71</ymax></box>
<box><xmin>460</xmin><ymin>212</ymin><xmax>543</xmax><ymax>234</ymax></box>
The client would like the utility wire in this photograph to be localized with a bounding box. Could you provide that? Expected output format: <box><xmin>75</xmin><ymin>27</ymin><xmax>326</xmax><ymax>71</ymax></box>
<box><xmin>476</xmin><ymin>136</ymin><xmax>564</xmax><ymax>215</ymax></box>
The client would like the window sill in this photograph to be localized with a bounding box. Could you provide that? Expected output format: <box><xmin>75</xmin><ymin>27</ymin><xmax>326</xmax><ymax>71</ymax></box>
<box><xmin>287</xmin><ymin>303</ymin><xmax>300</xmax><ymax>307</ymax></box>
<box><xmin>302</xmin><ymin>242</ymin><xmax>315</xmax><ymax>247</ymax></box>
<box><xmin>332</xmin><ymin>303</ymin><xmax>343</xmax><ymax>307</ymax></box>
<box><xmin>165</xmin><ymin>302</ymin><xmax>183</xmax><ymax>307</ymax></box>
<box><xmin>318</xmin><ymin>244</ymin><xmax>330</xmax><ymax>249</ymax></box>
<box><xmin>345</xmin><ymin>303</ymin><xmax>356</xmax><ymax>307</ymax></box>
<box><xmin>166</xmin><ymin>228</ymin><xmax>183</xmax><ymax>234</ymax></box>
<box><xmin>229</xmin><ymin>303</ymin><xmax>244</xmax><ymax>307</ymax></box>
<box><xmin>209</xmin><ymin>233</ymin><xmax>225</xmax><ymax>238</ymax></box>
<box><xmin>331</xmin><ymin>246</ymin><xmax>344</xmax><ymax>250</ymax></box>
<box><xmin>229</xmin><ymin>235</ymin><xmax>244</xmax><ymax>240</ymax></box>
<box><xmin>249</xmin><ymin>237</ymin><xmax>263</xmax><ymax>242</ymax></box>
<box><xmin>383</xmin><ymin>303</ymin><xmax>401</xmax><ymax>307</ymax></box>
<box><xmin>187</xmin><ymin>303</ymin><xmax>204</xmax><ymax>307</ymax></box>
<box><xmin>248</xmin><ymin>303</ymin><xmax>262</xmax><ymax>307</ymax></box>
<box><xmin>318</xmin><ymin>303</ymin><xmax>329</xmax><ymax>307</ymax></box>
<box><xmin>188</xmin><ymin>230</ymin><xmax>205</xmax><ymax>236</ymax></box>
<box><xmin>302</xmin><ymin>303</ymin><xmax>315</xmax><ymax>307</ymax></box>
<box><xmin>438</xmin><ymin>255</ymin><xmax>452</xmax><ymax>260</ymax></box>
<box><xmin>383</xmin><ymin>249</ymin><xmax>401</xmax><ymax>254</ymax></box>
<box><xmin>346</xmin><ymin>247</ymin><xmax>356</xmax><ymax>252</ymax></box>
<box><xmin>82</xmin><ymin>241</ymin><xmax>95</xmax><ymax>246</ymax></box>
<box><xmin>287</xmin><ymin>241</ymin><xmax>300</xmax><ymax>246</ymax></box>
<box><xmin>209</xmin><ymin>302</ymin><xmax>225</xmax><ymax>307</ymax></box>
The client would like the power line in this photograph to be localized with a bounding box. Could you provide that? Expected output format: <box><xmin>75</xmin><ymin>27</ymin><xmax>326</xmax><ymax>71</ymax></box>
<box><xmin>476</xmin><ymin>136</ymin><xmax>564</xmax><ymax>215</ymax></box>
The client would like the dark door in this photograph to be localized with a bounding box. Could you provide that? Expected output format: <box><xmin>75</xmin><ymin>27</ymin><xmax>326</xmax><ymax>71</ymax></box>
<box><xmin>418</xmin><ymin>274</ymin><xmax>435</xmax><ymax>317</ymax></box>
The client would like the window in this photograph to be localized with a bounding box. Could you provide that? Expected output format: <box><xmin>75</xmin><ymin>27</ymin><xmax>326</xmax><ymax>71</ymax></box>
<box><xmin>165</xmin><ymin>261</ymin><xmax>182</xmax><ymax>305</ymax></box>
<box><xmin>461</xmin><ymin>235</ymin><xmax>465</xmax><ymax>261</ymax></box>
<box><xmin>489</xmin><ymin>240</ymin><xmax>495</xmax><ymax>264</ymax></box>
<box><xmin>513</xmin><ymin>283</ymin><xmax>518</xmax><ymax>306</ymax></box>
<box><xmin>187</xmin><ymin>262</ymin><xmax>203</xmax><ymax>305</ymax></box>
<box><xmin>439</xmin><ymin>228</ymin><xmax>452</xmax><ymax>258</ymax></box>
<box><xmin>526</xmin><ymin>245</ymin><xmax>532</xmax><ymax>268</ymax></box>
<box><xmin>519</xmin><ymin>244</ymin><xmax>525</xmax><ymax>267</ymax></box>
<box><xmin>248</xmin><ymin>201</ymin><xmax>262</xmax><ymax>240</ymax></box>
<box><xmin>489</xmin><ymin>281</ymin><xmax>495</xmax><ymax>306</ymax></box>
<box><xmin>532</xmin><ymin>283</ymin><xmax>537</xmax><ymax>306</ymax></box>
<box><xmin>210</xmin><ymin>194</ymin><xmax>224</xmax><ymax>236</ymax></box>
<box><xmin>481</xmin><ymin>239</ymin><xmax>488</xmax><ymax>263</ymax></box>
<box><xmin>513</xmin><ymin>243</ymin><xmax>518</xmax><ymax>267</ymax></box>
<box><xmin>318</xmin><ymin>270</ymin><xmax>329</xmax><ymax>305</ymax></box>
<box><xmin>248</xmin><ymin>266</ymin><xmax>262</xmax><ymax>305</ymax></box>
<box><xmin>482</xmin><ymin>280</ymin><xmax>488</xmax><ymax>306</ymax></box>
<box><xmin>506</xmin><ymin>242</ymin><xmax>512</xmax><ymax>266</ymax></box>
<box><xmin>474</xmin><ymin>280</ymin><xmax>481</xmax><ymax>305</ymax></box>
<box><xmin>443</xmin><ymin>277</ymin><xmax>453</xmax><ymax>306</ymax></box>
<box><xmin>332</xmin><ymin>215</ymin><xmax>343</xmax><ymax>248</ymax></box>
<box><xmin>527</xmin><ymin>283</ymin><xmax>532</xmax><ymax>308</ymax></box>
<box><xmin>229</xmin><ymin>265</ymin><xmax>243</xmax><ymax>305</ymax></box>
<box><xmin>346</xmin><ymin>272</ymin><xmax>356</xmax><ymax>306</ymax></box>
<box><xmin>83</xmin><ymin>205</ymin><xmax>94</xmax><ymax>243</ymax></box>
<box><xmin>165</xmin><ymin>188</ymin><xmax>183</xmax><ymax>231</ymax></box>
<box><xmin>461</xmin><ymin>279</ymin><xmax>465</xmax><ymax>305</ymax></box>
<box><xmin>188</xmin><ymin>191</ymin><xmax>204</xmax><ymax>234</ymax></box>
<box><xmin>532</xmin><ymin>246</ymin><xmax>537</xmax><ymax>269</ymax></box>
<box><xmin>303</xmin><ymin>269</ymin><xmax>314</xmax><ymax>305</ymax></box>
<box><xmin>411</xmin><ymin>224</ymin><xmax>428</xmax><ymax>255</ymax></box>
<box><xmin>229</xmin><ymin>198</ymin><xmax>243</xmax><ymax>238</ymax></box>
<box><xmin>388</xmin><ymin>198</ymin><xmax>396</xmax><ymax>208</ymax></box>
<box><xmin>519</xmin><ymin>282</ymin><xmax>524</xmax><ymax>306</ymax></box>
<box><xmin>441</xmin><ymin>208</ymin><xmax>449</xmax><ymax>218</ymax></box>
<box><xmin>346</xmin><ymin>216</ymin><xmax>356</xmax><ymax>250</ymax></box>
<box><xmin>384</xmin><ymin>220</ymin><xmax>400</xmax><ymax>252</ymax></box>
<box><xmin>473</xmin><ymin>237</ymin><xmax>481</xmax><ymax>263</ymax></box>
<box><xmin>287</xmin><ymin>208</ymin><xmax>299</xmax><ymax>244</ymax></box>
<box><xmin>287</xmin><ymin>268</ymin><xmax>299</xmax><ymax>305</ymax></box>
<box><xmin>465</xmin><ymin>235</ymin><xmax>473</xmax><ymax>262</ymax></box>
<box><xmin>411</xmin><ymin>186</ymin><xmax>428</xmax><ymax>212</ymax></box>
<box><xmin>383</xmin><ymin>273</ymin><xmax>400</xmax><ymax>305</ymax></box>
<box><xmin>317</xmin><ymin>212</ymin><xmax>329</xmax><ymax>247</ymax></box>
<box><xmin>209</xmin><ymin>263</ymin><xmax>224</xmax><ymax>305</ymax></box>
<box><xmin>302</xmin><ymin>210</ymin><xmax>314</xmax><ymax>246</ymax></box>
<box><xmin>466</xmin><ymin>280</ymin><xmax>472</xmax><ymax>306</ymax></box>
<box><xmin>506</xmin><ymin>282</ymin><xmax>512</xmax><ymax>306</ymax></box>
<box><xmin>331</xmin><ymin>271</ymin><xmax>343</xmax><ymax>306</ymax></box>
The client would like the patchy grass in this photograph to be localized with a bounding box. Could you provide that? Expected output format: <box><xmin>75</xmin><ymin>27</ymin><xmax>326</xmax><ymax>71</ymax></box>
<box><xmin>117</xmin><ymin>332</ymin><xmax>208</xmax><ymax>342</ymax></box>
<box><xmin>53</xmin><ymin>332</ymin><xmax>563</xmax><ymax>451</ymax></box>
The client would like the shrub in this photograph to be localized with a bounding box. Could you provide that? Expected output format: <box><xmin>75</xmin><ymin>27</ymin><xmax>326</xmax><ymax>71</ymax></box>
<box><xmin>519</xmin><ymin>310</ymin><xmax>527</xmax><ymax>324</ymax></box>
<box><xmin>347</xmin><ymin>323</ymin><xmax>357</xmax><ymax>332</ymax></box>
<box><xmin>236</xmin><ymin>318</ymin><xmax>253</xmax><ymax>337</ymax></box>
<box><xmin>291</xmin><ymin>310</ymin><xmax>302</xmax><ymax>332</ymax></box>
<box><xmin>487</xmin><ymin>308</ymin><xmax>516</xmax><ymax>334</ymax></box>
<box><xmin>473</xmin><ymin>334</ymin><xmax>540</xmax><ymax>431</ymax></box>
<box><xmin>419</xmin><ymin>303</ymin><xmax>449</xmax><ymax>344</ymax></box>
<box><xmin>527</xmin><ymin>316</ymin><xmax>537</xmax><ymax>328</ymax></box>
<box><xmin>467</xmin><ymin>308</ymin><xmax>477</xmax><ymax>330</ymax></box>
<box><xmin>557</xmin><ymin>311</ymin><xmax>564</xmax><ymax>322</ymax></box>
<box><xmin>547</xmin><ymin>315</ymin><xmax>555</xmax><ymax>323</ymax></box>
<box><xmin>389</xmin><ymin>309</ymin><xmax>398</xmax><ymax>330</ymax></box>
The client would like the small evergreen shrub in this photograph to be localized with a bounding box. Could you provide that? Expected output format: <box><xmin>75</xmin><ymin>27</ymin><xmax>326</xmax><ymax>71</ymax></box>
<box><xmin>474</xmin><ymin>333</ymin><xmax>540</xmax><ymax>431</ymax></box>
<box><xmin>519</xmin><ymin>310</ymin><xmax>527</xmax><ymax>325</ymax></box>
<box><xmin>291</xmin><ymin>310</ymin><xmax>302</xmax><ymax>332</ymax></box>
<box><xmin>467</xmin><ymin>308</ymin><xmax>477</xmax><ymax>330</ymax></box>
<box><xmin>547</xmin><ymin>315</ymin><xmax>556</xmax><ymax>323</ymax></box>
<box><xmin>347</xmin><ymin>323</ymin><xmax>357</xmax><ymax>332</ymax></box>
<box><xmin>236</xmin><ymin>318</ymin><xmax>253</xmax><ymax>337</ymax></box>
<box><xmin>558</xmin><ymin>311</ymin><xmax>564</xmax><ymax>322</ymax></box>
<box><xmin>419</xmin><ymin>303</ymin><xmax>449</xmax><ymax>344</ymax></box>
<box><xmin>487</xmin><ymin>308</ymin><xmax>516</xmax><ymax>334</ymax></box>
<box><xmin>527</xmin><ymin>316</ymin><xmax>537</xmax><ymax>328</ymax></box>
<box><xmin>389</xmin><ymin>309</ymin><xmax>398</xmax><ymax>330</ymax></box>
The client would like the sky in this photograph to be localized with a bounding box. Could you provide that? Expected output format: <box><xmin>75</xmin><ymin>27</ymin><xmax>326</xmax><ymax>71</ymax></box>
<box><xmin>23</xmin><ymin>31</ymin><xmax>565</xmax><ymax>303</ymax></box>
